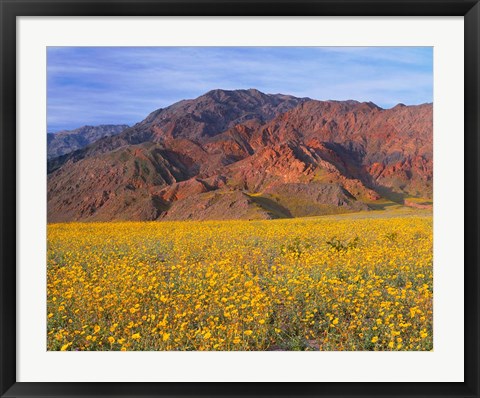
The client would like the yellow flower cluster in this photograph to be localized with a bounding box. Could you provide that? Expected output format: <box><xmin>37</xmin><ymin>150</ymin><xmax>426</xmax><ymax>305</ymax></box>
<box><xmin>47</xmin><ymin>211</ymin><xmax>432</xmax><ymax>351</ymax></box>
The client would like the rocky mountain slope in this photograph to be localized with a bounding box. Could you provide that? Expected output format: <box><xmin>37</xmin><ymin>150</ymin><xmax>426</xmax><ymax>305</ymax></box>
<box><xmin>47</xmin><ymin>89</ymin><xmax>432</xmax><ymax>222</ymax></box>
<box><xmin>47</xmin><ymin>124</ymin><xmax>129</xmax><ymax>159</ymax></box>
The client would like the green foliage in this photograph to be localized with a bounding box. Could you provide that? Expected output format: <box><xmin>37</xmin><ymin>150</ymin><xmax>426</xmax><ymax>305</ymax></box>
<box><xmin>281</xmin><ymin>237</ymin><xmax>312</xmax><ymax>257</ymax></box>
<box><xmin>326</xmin><ymin>236</ymin><xmax>359</xmax><ymax>251</ymax></box>
<box><xmin>384</xmin><ymin>232</ymin><xmax>398</xmax><ymax>243</ymax></box>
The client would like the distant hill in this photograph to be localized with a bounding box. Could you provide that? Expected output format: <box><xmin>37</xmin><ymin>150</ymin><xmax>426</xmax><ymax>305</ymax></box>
<box><xmin>47</xmin><ymin>89</ymin><xmax>432</xmax><ymax>222</ymax></box>
<box><xmin>47</xmin><ymin>124</ymin><xmax>129</xmax><ymax>159</ymax></box>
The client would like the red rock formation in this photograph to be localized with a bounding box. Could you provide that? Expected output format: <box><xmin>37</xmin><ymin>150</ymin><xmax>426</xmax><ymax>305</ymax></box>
<box><xmin>47</xmin><ymin>89</ymin><xmax>432</xmax><ymax>222</ymax></box>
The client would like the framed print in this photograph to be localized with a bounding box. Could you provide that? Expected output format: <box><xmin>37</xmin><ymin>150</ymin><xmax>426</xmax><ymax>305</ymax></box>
<box><xmin>1</xmin><ymin>0</ymin><xmax>479</xmax><ymax>397</ymax></box>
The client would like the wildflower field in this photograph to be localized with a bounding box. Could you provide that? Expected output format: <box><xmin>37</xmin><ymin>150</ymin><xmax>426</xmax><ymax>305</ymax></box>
<box><xmin>47</xmin><ymin>209</ymin><xmax>433</xmax><ymax>351</ymax></box>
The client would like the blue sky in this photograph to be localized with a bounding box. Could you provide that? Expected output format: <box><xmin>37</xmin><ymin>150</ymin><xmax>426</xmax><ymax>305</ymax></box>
<box><xmin>47</xmin><ymin>47</ymin><xmax>433</xmax><ymax>132</ymax></box>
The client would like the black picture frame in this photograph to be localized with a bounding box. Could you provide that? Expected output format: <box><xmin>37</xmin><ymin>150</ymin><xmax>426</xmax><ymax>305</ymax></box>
<box><xmin>1</xmin><ymin>0</ymin><xmax>478</xmax><ymax>397</ymax></box>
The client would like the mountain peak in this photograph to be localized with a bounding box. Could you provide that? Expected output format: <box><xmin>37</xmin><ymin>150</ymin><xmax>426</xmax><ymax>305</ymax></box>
<box><xmin>364</xmin><ymin>101</ymin><xmax>382</xmax><ymax>110</ymax></box>
<box><xmin>203</xmin><ymin>88</ymin><xmax>270</xmax><ymax>102</ymax></box>
<box><xmin>47</xmin><ymin>90</ymin><xmax>432</xmax><ymax>222</ymax></box>
<box><xmin>142</xmin><ymin>88</ymin><xmax>309</xmax><ymax>140</ymax></box>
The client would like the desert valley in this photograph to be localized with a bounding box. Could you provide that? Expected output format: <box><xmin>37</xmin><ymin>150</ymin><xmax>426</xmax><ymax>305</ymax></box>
<box><xmin>47</xmin><ymin>88</ymin><xmax>433</xmax><ymax>351</ymax></box>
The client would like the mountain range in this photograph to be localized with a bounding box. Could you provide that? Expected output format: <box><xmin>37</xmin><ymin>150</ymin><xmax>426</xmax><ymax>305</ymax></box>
<box><xmin>47</xmin><ymin>124</ymin><xmax>129</xmax><ymax>159</ymax></box>
<box><xmin>47</xmin><ymin>88</ymin><xmax>432</xmax><ymax>223</ymax></box>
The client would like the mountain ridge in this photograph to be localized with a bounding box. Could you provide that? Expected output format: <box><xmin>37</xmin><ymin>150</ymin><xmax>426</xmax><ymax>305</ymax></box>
<box><xmin>47</xmin><ymin>89</ymin><xmax>432</xmax><ymax>222</ymax></box>
<box><xmin>47</xmin><ymin>124</ymin><xmax>129</xmax><ymax>159</ymax></box>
